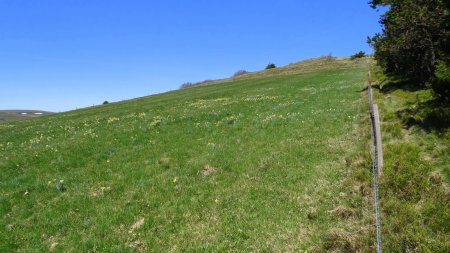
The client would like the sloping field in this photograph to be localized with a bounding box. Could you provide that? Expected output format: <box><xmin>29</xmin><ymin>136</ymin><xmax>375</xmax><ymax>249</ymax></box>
<box><xmin>0</xmin><ymin>59</ymin><xmax>368</xmax><ymax>251</ymax></box>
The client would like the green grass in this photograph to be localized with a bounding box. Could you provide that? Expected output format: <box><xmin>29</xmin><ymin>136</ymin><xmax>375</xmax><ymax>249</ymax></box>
<box><xmin>321</xmin><ymin>67</ymin><xmax>450</xmax><ymax>252</ymax></box>
<box><xmin>3</xmin><ymin>58</ymin><xmax>447</xmax><ymax>252</ymax></box>
<box><xmin>0</xmin><ymin>58</ymin><xmax>370</xmax><ymax>252</ymax></box>
<box><xmin>363</xmin><ymin>68</ymin><xmax>450</xmax><ymax>252</ymax></box>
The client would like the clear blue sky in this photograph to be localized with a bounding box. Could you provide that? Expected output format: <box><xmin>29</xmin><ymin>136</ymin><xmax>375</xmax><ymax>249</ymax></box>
<box><xmin>0</xmin><ymin>0</ymin><xmax>383</xmax><ymax>112</ymax></box>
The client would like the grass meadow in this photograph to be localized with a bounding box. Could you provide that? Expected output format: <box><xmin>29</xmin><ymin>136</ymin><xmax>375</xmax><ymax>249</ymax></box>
<box><xmin>0</xmin><ymin>59</ymin><xmax>370</xmax><ymax>252</ymax></box>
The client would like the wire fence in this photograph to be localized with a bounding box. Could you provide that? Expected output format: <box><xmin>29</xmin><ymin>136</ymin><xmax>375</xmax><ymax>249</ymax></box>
<box><xmin>367</xmin><ymin>71</ymin><xmax>383</xmax><ymax>253</ymax></box>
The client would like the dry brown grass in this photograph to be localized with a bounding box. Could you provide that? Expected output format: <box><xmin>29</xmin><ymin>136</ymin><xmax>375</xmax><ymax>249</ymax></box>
<box><xmin>322</xmin><ymin>229</ymin><xmax>360</xmax><ymax>252</ymax></box>
<box><xmin>181</xmin><ymin>57</ymin><xmax>372</xmax><ymax>88</ymax></box>
<box><xmin>328</xmin><ymin>205</ymin><xmax>358</xmax><ymax>219</ymax></box>
<box><xmin>199</xmin><ymin>165</ymin><xmax>217</xmax><ymax>176</ymax></box>
<box><xmin>128</xmin><ymin>218</ymin><xmax>145</xmax><ymax>234</ymax></box>
<box><xmin>229</xmin><ymin>57</ymin><xmax>368</xmax><ymax>81</ymax></box>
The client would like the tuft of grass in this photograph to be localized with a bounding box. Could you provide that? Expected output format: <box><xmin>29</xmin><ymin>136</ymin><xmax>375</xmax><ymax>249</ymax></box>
<box><xmin>322</xmin><ymin>229</ymin><xmax>359</xmax><ymax>252</ymax></box>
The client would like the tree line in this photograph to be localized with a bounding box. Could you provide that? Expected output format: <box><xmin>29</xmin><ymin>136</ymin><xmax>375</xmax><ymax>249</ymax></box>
<box><xmin>368</xmin><ymin>0</ymin><xmax>450</xmax><ymax>99</ymax></box>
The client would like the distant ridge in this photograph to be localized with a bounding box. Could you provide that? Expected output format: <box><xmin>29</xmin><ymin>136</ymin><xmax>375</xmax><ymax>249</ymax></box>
<box><xmin>0</xmin><ymin>110</ymin><xmax>53</xmax><ymax>123</ymax></box>
<box><xmin>180</xmin><ymin>56</ymin><xmax>370</xmax><ymax>89</ymax></box>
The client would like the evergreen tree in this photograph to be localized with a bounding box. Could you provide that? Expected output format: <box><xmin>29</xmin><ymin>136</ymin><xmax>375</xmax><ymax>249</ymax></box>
<box><xmin>368</xmin><ymin>0</ymin><xmax>450</xmax><ymax>84</ymax></box>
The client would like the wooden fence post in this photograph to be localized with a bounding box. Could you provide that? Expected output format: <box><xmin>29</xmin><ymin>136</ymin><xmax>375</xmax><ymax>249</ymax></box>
<box><xmin>373</xmin><ymin>104</ymin><xmax>383</xmax><ymax>175</ymax></box>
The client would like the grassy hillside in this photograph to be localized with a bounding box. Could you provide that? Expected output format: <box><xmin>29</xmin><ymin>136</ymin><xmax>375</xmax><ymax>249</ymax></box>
<box><xmin>182</xmin><ymin>56</ymin><xmax>365</xmax><ymax>88</ymax></box>
<box><xmin>0</xmin><ymin>58</ymin><xmax>369</xmax><ymax>252</ymax></box>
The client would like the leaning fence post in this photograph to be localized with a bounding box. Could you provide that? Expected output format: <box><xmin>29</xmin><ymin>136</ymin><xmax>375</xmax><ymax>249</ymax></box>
<box><xmin>373</xmin><ymin>104</ymin><xmax>383</xmax><ymax>175</ymax></box>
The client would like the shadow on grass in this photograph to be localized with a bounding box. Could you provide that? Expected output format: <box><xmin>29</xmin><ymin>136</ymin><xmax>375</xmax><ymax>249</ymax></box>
<box><xmin>397</xmin><ymin>98</ymin><xmax>450</xmax><ymax>132</ymax></box>
<box><xmin>373</xmin><ymin>79</ymin><xmax>427</xmax><ymax>94</ymax></box>
<box><xmin>369</xmin><ymin>78</ymin><xmax>450</xmax><ymax>132</ymax></box>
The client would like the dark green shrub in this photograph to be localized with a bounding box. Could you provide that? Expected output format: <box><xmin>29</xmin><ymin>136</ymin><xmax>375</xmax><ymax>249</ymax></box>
<box><xmin>350</xmin><ymin>51</ymin><xmax>366</xmax><ymax>60</ymax></box>
<box><xmin>265</xmin><ymin>63</ymin><xmax>276</xmax><ymax>69</ymax></box>
<box><xmin>180</xmin><ymin>80</ymin><xmax>214</xmax><ymax>89</ymax></box>
<box><xmin>180</xmin><ymin>82</ymin><xmax>194</xmax><ymax>89</ymax></box>
<box><xmin>431</xmin><ymin>61</ymin><xmax>450</xmax><ymax>100</ymax></box>
<box><xmin>233</xmin><ymin>70</ymin><xmax>249</xmax><ymax>76</ymax></box>
<box><xmin>103</xmin><ymin>101</ymin><xmax>109</xmax><ymax>105</ymax></box>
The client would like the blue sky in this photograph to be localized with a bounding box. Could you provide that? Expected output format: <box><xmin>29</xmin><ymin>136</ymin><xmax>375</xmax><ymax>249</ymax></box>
<box><xmin>0</xmin><ymin>0</ymin><xmax>383</xmax><ymax>112</ymax></box>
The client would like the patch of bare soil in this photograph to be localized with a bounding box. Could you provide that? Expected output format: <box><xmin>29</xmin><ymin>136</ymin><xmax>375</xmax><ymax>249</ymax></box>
<box><xmin>199</xmin><ymin>165</ymin><xmax>217</xmax><ymax>176</ymax></box>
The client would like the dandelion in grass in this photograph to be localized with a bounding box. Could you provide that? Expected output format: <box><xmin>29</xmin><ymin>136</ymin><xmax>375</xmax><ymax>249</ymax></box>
<box><xmin>107</xmin><ymin>117</ymin><xmax>120</xmax><ymax>124</ymax></box>
<box><xmin>173</xmin><ymin>177</ymin><xmax>177</xmax><ymax>184</ymax></box>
